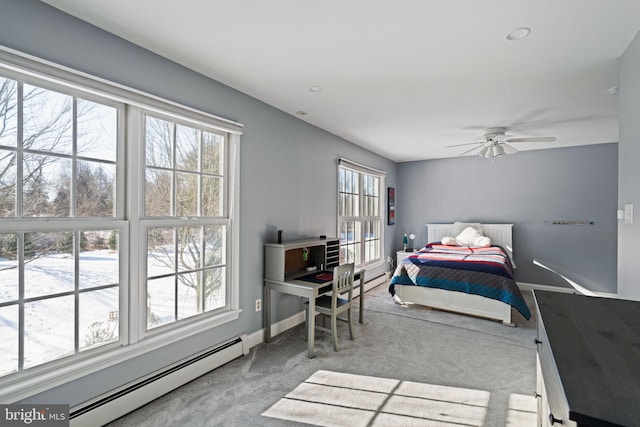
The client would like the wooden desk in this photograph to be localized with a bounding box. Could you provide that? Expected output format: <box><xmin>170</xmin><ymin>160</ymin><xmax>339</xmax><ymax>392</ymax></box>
<box><xmin>534</xmin><ymin>290</ymin><xmax>640</xmax><ymax>426</ymax></box>
<box><xmin>264</xmin><ymin>269</ymin><xmax>365</xmax><ymax>358</ymax></box>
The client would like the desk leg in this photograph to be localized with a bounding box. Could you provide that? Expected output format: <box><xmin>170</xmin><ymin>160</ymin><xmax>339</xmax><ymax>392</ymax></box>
<box><xmin>359</xmin><ymin>270</ymin><xmax>365</xmax><ymax>324</ymax></box>
<box><xmin>264</xmin><ymin>282</ymin><xmax>271</xmax><ymax>343</ymax></box>
<box><xmin>307</xmin><ymin>297</ymin><xmax>316</xmax><ymax>358</ymax></box>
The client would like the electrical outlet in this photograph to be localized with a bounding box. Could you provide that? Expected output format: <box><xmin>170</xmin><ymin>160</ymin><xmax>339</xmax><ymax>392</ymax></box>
<box><xmin>255</xmin><ymin>298</ymin><xmax>262</xmax><ymax>312</ymax></box>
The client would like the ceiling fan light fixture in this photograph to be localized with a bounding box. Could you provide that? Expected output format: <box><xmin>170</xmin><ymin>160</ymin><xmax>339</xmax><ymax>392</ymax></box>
<box><xmin>452</xmin><ymin>127</ymin><xmax>555</xmax><ymax>160</ymax></box>
<box><xmin>478</xmin><ymin>146</ymin><xmax>490</xmax><ymax>158</ymax></box>
<box><xmin>506</xmin><ymin>27</ymin><xmax>531</xmax><ymax>41</ymax></box>
<box><xmin>492</xmin><ymin>144</ymin><xmax>505</xmax><ymax>157</ymax></box>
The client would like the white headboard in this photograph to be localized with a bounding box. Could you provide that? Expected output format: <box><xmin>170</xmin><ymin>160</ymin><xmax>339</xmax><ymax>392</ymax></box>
<box><xmin>426</xmin><ymin>223</ymin><xmax>515</xmax><ymax>266</ymax></box>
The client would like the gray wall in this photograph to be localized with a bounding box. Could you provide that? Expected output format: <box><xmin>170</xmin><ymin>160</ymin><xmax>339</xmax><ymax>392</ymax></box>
<box><xmin>619</xmin><ymin>30</ymin><xmax>640</xmax><ymax>300</ymax></box>
<box><xmin>395</xmin><ymin>143</ymin><xmax>618</xmax><ymax>293</ymax></box>
<box><xmin>0</xmin><ymin>0</ymin><xmax>397</xmax><ymax>405</ymax></box>
<box><xmin>1</xmin><ymin>0</ymin><xmax>632</xmax><ymax>407</ymax></box>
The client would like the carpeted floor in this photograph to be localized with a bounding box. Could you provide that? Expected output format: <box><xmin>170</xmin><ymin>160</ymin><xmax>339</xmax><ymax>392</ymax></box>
<box><xmin>108</xmin><ymin>284</ymin><xmax>538</xmax><ymax>426</ymax></box>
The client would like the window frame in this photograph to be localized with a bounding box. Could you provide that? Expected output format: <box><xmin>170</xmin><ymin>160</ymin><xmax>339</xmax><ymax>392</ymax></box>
<box><xmin>0</xmin><ymin>47</ymin><xmax>242</xmax><ymax>402</ymax></box>
<box><xmin>134</xmin><ymin>107</ymin><xmax>237</xmax><ymax>339</ymax></box>
<box><xmin>0</xmin><ymin>71</ymin><xmax>129</xmax><ymax>375</ymax></box>
<box><xmin>337</xmin><ymin>158</ymin><xmax>385</xmax><ymax>268</ymax></box>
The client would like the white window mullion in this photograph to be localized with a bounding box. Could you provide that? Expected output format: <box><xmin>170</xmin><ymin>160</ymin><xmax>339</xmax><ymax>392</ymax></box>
<box><xmin>197</xmin><ymin>130</ymin><xmax>203</xmax><ymax>217</ymax></box>
<box><xmin>117</xmin><ymin>222</ymin><xmax>130</xmax><ymax>348</ymax></box>
<box><xmin>15</xmin><ymin>80</ymin><xmax>25</xmax><ymax>372</ymax></box>
<box><xmin>73</xmin><ymin>230</ymin><xmax>80</xmax><ymax>355</ymax></box>
<box><xmin>16</xmin><ymin>82</ymin><xmax>24</xmax><ymax>218</ymax></box>
<box><xmin>114</xmin><ymin>103</ymin><xmax>130</xmax><ymax>348</ymax></box>
<box><xmin>17</xmin><ymin>232</ymin><xmax>25</xmax><ymax>372</ymax></box>
<box><xmin>127</xmin><ymin>105</ymin><xmax>144</xmax><ymax>344</ymax></box>
<box><xmin>170</xmin><ymin>120</ymin><xmax>177</xmax><ymax>217</ymax></box>
<box><xmin>71</xmin><ymin>97</ymin><xmax>78</xmax><ymax>218</ymax></box>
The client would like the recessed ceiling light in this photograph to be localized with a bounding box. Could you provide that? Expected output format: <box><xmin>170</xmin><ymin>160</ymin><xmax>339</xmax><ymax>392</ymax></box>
<box><xmin>309</xmin><ymin>86</ymin><xmax>323</xmax><ymax>93</ymax></box>
<box><xmin>506</xmin><ymin>27</ymin><xmax>531</xmax><ymax>41</ymax></box>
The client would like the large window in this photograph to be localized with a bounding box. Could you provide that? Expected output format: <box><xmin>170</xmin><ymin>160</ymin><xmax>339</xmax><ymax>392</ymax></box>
<box><xmin>0</xmin><ymin>51</ymin><xmax>241</xmax><ymax>393</ymax></box>
<box><xmin>337</xmin><ymin>159</ymin><xmax>384</xmax><ymax>267</ymax></box>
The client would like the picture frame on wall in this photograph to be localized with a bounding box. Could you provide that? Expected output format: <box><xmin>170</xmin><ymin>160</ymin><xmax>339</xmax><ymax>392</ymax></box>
<box><xmin>388</xmin><ymin>187</ymin><xmax>395</xmax><ymax>225</ymax></box>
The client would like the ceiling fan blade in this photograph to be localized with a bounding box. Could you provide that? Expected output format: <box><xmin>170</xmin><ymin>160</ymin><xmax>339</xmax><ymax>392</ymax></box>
<box><xmin>501</xmin><ymin>143</ymin><xmax>519</xmax><ymax>155</ymax></box>
<box><xmin>494</xmin><ymin>134</ymin><xmax>514</xmax><ymax>141</ymax></box>
<box><xmin>503</xmin><ymin>136</ymin><xmax>556</xmax><ymax>143</ymax></box>
<box><xmin>458</xmin><ymin>145</ymin><xmax>483</xmax><ymax>156</ymax></box>
<box><xmin>447</xmin><ymin>141</ymin><xmax>484</xmax><ymax>148</ymax></box>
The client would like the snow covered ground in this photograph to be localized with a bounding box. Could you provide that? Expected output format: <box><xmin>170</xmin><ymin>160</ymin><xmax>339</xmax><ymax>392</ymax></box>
<box><xmin>0</xmin><ymin>249</ymin><xmax>224</xmax><ymax>377</ymax></box>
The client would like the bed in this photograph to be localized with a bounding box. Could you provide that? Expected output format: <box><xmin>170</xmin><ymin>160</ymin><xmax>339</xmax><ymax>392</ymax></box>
<box><xmin>389</xmin><ymin>223</ymin><xmax>531</xmax><ymax>325</ymax></box>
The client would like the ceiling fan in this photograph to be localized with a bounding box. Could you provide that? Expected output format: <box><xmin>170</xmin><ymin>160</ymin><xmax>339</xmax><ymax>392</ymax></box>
<box><xmin>449</xmin><ymin>127</ymin><xmax>556</xmax><ymax>160</ymax></box>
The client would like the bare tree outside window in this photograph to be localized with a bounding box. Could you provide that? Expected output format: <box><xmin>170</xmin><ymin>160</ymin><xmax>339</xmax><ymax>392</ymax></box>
<box><xmin>0</xmin><ymin>76</ymin><xmax>117</xmax><ymax>261</ymax></box>
<box><xmin>338</xmin><ymin>166</ymin><xmax>383</xmax><ymax>267</ymax></box>
<box><xmin>0</xmin><ymin>77</ymin><xmax>116</xmax><ymax>219</ymax></box>
<box><xmin>0</xmin><ymin>72</ymin><xmax>121</xmax><ymax>377</ymax></box>
<box><xmin>0</xmin><ymin>77</ymin><xmax>18</xmax><ymax>216</ymax></box>
<box><xmin>144</xmin><ymin>114</ymin><xmax>226</xmax><ymax>329</ymax></box>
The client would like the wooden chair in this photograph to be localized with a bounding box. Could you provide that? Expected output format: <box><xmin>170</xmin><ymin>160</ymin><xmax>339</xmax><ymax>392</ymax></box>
<box><xmin>304</xmin><ymin>263</ymin><xmax>355</xmax><ymax>351</ymax></box>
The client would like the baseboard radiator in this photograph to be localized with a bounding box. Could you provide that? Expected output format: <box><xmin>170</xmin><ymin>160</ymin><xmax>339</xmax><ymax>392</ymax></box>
<box><xmin>364</xmin><ymin>273</ymin><xmax>386</xmax><ymax>292</ymax></box>
<box><xmin>70</xmin><ymin>335</ymin><xmax>248</xmax><ymax>427</ymax></box>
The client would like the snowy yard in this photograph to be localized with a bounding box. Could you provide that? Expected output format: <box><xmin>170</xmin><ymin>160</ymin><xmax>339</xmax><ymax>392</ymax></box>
<box><xmin>0</xmin><ymin>249</ymin><xmax>224</xmax><ymax>377</ymax></box>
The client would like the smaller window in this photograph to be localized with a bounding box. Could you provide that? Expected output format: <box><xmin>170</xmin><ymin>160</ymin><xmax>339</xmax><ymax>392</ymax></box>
<box><xmin>337</xmin><ymin>159</ymin><xmax>385</xmax><ymax>267</ymax></box>
<box><xmin>142</xmin><ymin>112</ymin><xmax>230</xmax><ymax>333</ymax></box>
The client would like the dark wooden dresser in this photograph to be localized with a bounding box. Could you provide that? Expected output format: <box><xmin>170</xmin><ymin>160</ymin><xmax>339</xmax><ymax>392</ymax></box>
<box><xmin>534</xmin><ymin>290</ymin><xmax>640</xmax><ymax>426</ymax></box>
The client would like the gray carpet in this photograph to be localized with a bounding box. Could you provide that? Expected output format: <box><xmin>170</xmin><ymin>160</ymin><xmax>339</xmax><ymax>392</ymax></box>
<box><xmin>108</xmin><ymin>284</ymin><xmax>538</xmax><ymax>426</ymax></box>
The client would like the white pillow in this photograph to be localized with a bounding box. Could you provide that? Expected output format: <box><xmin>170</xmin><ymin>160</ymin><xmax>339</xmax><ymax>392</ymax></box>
<box><xmin>455</xmin><ymin>226</ymin><xmax>483</xmax><ymax>245</ymax></box>
<box><xmin>453</xmin><ymin>222</ymin><xmax>483</xmax><ymax>235</ymax></box>
<box><xmin>441</xmin><ymin>236</ymin><xmax>457</xmax><ymax>245</ymax></box>
<box><xmin>473</xmin><ymin>235</ymin><xmax>491</xmax><ymax>248</ymax></box>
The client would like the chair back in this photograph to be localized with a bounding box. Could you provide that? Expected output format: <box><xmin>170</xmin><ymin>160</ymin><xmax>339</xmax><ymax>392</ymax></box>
<box><xmin>332</xmin><ymin>263</ymin><xmax>355</xmax><ymax>308</ymax></box>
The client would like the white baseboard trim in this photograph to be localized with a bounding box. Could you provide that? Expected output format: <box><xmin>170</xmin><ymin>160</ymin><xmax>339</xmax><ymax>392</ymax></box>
<box><xmin>70</xmin><ymin>336</ymin><xmax>246</xmax><ymax>426</ymax></box>
<box><xmin>245</xmin><ymin>311</ymin><xmax>305</xmax><ymax>349</ymax></box>
<box><xmin>246</xmin><ymin>274</ymin><xmax>388</xmax><ymax>350</ymax></box>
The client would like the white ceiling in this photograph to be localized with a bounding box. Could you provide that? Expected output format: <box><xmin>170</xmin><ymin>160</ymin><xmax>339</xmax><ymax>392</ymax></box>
<box><xmin>42</xmin><ymin>0</ymin><xmax>640</xmax><ymax>162</ymax></box>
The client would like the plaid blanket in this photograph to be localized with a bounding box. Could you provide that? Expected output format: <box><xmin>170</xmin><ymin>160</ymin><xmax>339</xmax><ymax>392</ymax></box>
<box><xmin>389</xmin><ymin>244</ymin><xmax>531</xmax><ymax>320</ymax></box>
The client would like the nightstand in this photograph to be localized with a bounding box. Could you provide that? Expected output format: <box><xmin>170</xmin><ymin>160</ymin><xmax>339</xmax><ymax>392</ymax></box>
<box><xmin>396</xmin><ymin>250</ymin><xmax>417</xmax><ymax>265</ymax></box>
